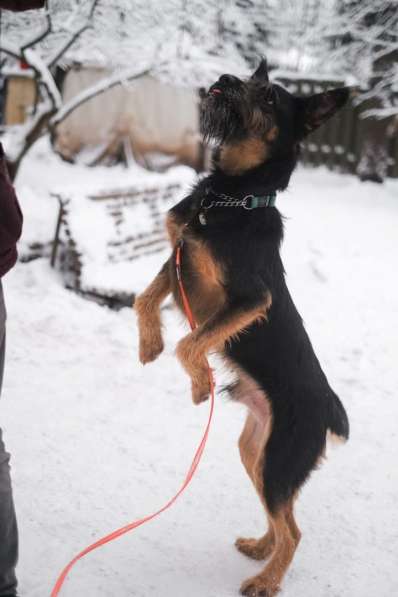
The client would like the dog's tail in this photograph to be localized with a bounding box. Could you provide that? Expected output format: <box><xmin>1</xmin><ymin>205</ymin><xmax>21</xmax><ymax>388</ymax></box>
<box><xmin>327</xmin><ymin>392</ymin><xmax>349</xmax><ymax>443</ymax></box>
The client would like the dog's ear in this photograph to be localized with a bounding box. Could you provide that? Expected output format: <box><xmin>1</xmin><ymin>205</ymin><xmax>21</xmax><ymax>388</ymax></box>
<box><xmin>295</xmin><ymin>87</ymin><xmax>350</xmax><ymax>139</ymax></box>
<box><xmin>251</xmin><ymin>58</ymin><xmax>269</xmax><ymax>83</ymax></box>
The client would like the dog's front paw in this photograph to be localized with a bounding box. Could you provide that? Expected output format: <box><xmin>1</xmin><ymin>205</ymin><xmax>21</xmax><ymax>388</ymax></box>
<box><xmin>191</xmin><ymin>378</ymin><xmax>211</xmax><ymax>405</ymax></box>
<box><xmin>176</xmin><ymin>335</ymin><xmax>194</xmax><ymax>363</ymax></box>
<box><xmin>139</xmin><ymin>333</ymin><xmax>164</xmax><ymax>365</ymax></box>
<box><xmin>135</xmin><ymin>296</ymin><xmax>164</xmax><ymax>364</ymax></box>
<box><xmin>176</xmin><ymin>336</ymin><xmax>212</xmax><ymax>404</ymax></box>
<box><xmin>240</xmin><ymin>575</ymin><xmax>280</xmax><ymax>597</ymax></box>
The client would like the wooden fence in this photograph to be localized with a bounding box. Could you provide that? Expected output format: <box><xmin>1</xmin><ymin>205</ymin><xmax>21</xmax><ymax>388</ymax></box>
<box><xmin>275</xmin><ymin>77</ymin><xmax>398</xmax><ymax>178</ymax></box>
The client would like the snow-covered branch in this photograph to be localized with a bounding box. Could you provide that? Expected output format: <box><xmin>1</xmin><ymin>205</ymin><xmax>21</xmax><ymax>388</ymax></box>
<box><xmin>0</xmin><ymin>42</ymin><xmax>22</xmax><ymax>61</ymax></box>
<box><xmin>24</xmin><ymin>48</ymin><xmax>62</xmax><ymax>110</ymax></box>
<box><xmin>46</xmin><ymin>22</ymin><xmax>90</xmax><ymax>69</ymax></box>
<box><xmin>317</xmin><ymin>0</ymin><xmax>398</xmax><ymax>117</ymax></box>
<box><xmin>46</xmin><ymin>0</ymin><xmax>99</xmax><ymax>68</ymax></box>
<box><xmin>361</xmin><ymin>105</ymin><xmax>398</xmax><ymax>119</ymax></box>
<box><xmin>20</xmin><ymin>3</ymin><xmax>51</xmax><ymax>54</ymax></box>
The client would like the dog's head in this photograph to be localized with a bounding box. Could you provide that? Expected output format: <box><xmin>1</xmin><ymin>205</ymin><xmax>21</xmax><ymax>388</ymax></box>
<box><xmin>200</xmin><ymin>59</ymin><xmax>350</xmax><ymax>171</ymax></box>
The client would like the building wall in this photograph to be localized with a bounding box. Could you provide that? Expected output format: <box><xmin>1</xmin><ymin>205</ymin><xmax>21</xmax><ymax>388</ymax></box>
<box><xmin>55</xmin><ymin>68</ymin><xmax>200</xmax><ymax>168</ymax></box>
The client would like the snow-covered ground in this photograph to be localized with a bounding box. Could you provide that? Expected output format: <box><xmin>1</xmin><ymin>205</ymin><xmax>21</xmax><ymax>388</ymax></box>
<box><xmin>1</xmin><ymin>143</ymin><xmax>398</xmax><ymax>597</ymax></box>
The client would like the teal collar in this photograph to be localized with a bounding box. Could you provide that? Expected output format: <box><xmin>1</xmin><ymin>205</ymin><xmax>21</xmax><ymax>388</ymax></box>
<box><xmin>201</xmin><ymin>188</ymin><xmax>277</xmax><ymax>211</ymax></box>
<box><xmin>244</xmin><ymin>193</ymin><xmax>277</xmax><ymax>209</ymax></box>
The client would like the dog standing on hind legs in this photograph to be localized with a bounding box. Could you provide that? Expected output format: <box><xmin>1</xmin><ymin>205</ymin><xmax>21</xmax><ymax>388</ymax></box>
<box><xmin>135</xmin><ymin>59</ymin><xmax>350</xmax><ymax>596</ymax></box>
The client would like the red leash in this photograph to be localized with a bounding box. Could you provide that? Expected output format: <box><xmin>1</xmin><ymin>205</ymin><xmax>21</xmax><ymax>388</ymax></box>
<box><xmin>50</xmin><ymin>241</ymin><xmax>215</xmax><ymax>596</ymax></box>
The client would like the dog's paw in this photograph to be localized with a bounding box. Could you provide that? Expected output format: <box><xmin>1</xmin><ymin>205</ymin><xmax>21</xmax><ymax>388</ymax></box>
<box><xmin>240</xmin><ymin>575</ymin><xmax>280</xmax><ymax>597</ymax></box>
<box><xmin>235</xmin><ymin>536</ymin><xmax>273</xmax><ymax>561</ymax></box>
<box><xmin>176</xmin><ymin>335</ymin><xmax>195</xmax><ymax>364</ymax></box>
<box><xmin>191</xmin><ymin>379</ymin><xmax>211</xmax><ymax>405</ymax></box>
<box><xmin>176</xmin><ymin>336</ymin><xmax>212</xmax><ymax>404</ymax></box>
<box><xmin>139</xmin><ymin>333</ymin><xmax>164</xmax><ymax>364</ymax></box>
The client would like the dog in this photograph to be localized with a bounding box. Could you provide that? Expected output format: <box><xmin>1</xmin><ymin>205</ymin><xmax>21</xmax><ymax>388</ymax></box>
<box><xmin>135</xmin><ymin>59</ymin><xmax>350</xmax><ymax>597</ymax></box>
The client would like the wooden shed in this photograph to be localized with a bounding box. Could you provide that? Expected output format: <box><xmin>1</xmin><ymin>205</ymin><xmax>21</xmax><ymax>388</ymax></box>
<box><xmin>3</xmin><ymin>73</ymin><xmax>36</xmax><ymax>125</ymax></box>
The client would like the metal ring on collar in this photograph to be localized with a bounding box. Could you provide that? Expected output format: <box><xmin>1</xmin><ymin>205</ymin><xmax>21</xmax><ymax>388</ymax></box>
<box><xmin>201</xmin><ymin>196</ymin><xmax>215</xmax><ymax>209</ymax></box>
<box><xmin>242</xmin><ymin>195</ymin><xmax>256</xmax><ymax>210</ymax></box>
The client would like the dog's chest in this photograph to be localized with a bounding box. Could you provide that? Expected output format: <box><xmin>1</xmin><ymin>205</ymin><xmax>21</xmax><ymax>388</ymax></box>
<box><xmin>173</xmin><ymin>232</ymin><xmax>226</xmax><ymax>324</ymax></box>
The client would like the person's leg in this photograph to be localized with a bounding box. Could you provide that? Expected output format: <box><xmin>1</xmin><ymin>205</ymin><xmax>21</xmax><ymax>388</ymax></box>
<box><xmin>0</xmin><ymin>299</ymin><xmax>19</xmax><ymax>597</ymax></box>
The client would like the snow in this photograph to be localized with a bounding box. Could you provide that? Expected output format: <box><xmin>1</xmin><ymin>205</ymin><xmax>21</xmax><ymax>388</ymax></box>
<box><xmin>272</xmin><ymin>69</ymin><xmax>349</xmax><ymax>84</ymax></box>
<box><xmin>15</xmin><ymin>138</ymin><xmax>195</xmax><ymax>267</ymax></box>
<box><xmin>52</xmin><ymin>161</ymin><xmax>195</xmax><ymax>295</ymax></box>
<box><xmin>1</xmin><ymin>145</ymin><xmax>398</xmax><ymax>596</ymax></box>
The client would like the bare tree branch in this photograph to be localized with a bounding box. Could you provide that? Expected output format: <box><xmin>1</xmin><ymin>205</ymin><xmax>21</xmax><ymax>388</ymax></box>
<box><xmin>47</xmin><ymin>23</ymin><xmax>90</xmax><ymax>69</ymax></box>
<box><xmin>0</xmin><ymin>41</ymin><xmax>22</xmax><ymax>61</ymax></box>
<box><xmin>46</xmin><ymin>0</ymin><xmax>100</xmax><ymax>68</ymax></box>
<box><xmin>20</xmin><ymin>0</ymin><xmax>52</xmax><ymax>55</ymax></box>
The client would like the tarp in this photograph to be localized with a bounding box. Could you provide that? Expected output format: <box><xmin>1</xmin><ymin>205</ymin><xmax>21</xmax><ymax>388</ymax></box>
<box><xmin>56</xmin><ymin>68</ymin><xmax>200</xmax><ymax>167</ymax></box>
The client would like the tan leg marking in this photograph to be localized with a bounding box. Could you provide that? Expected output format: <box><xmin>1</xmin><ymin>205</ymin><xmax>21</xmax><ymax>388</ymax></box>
<box><xmin>236</xmin><ymin>403</ymin><xmax>275</xmax><ymax>562</ymax></box>
<box><xmin>285</xmin><ymin>498</ymin><xmax>301</xmax><ymax>546</ymax></box>
<box><xmin>240</xmin><ymin>451</ymin><xmax>301</xmax><ymax>597</ymax></box>
<box><xmin>176</xmin><ymin>295</ymin><xmax>271</xmax><ymax>404</ymax></box>
<box><xmin>183</xmin><ymin>237</ymin><xmax>226</xmax><ymax>324</ymax></box>
<box><xmin>232</xmin><ymin>372</ymin><xmax>301</xmax><ymax>594</ymax></box>
<box><xmin>240</xmin><ymin>506</ymin><xmax>298</xmax><ymax>597</ymax></box>
<box><xmin>134</xmin><ymin>262</ymin><xmax>171</xmax><ymax>364</ymax></box>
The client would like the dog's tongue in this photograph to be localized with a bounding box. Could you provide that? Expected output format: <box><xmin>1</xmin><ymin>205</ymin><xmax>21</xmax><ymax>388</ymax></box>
<box><xmin>211</xmin><ymin>88</ymin><xmax>222</xmax><ymax>95</ymax></box>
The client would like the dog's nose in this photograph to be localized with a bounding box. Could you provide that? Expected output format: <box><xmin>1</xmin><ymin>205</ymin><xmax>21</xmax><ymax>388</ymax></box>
<box><xmin>219</xmin><ymin>74</ymin><xmax>240</xmax><ymax>87</ymax></box>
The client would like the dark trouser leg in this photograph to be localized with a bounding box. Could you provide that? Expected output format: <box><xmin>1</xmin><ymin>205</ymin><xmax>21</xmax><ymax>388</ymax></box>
<box><xmin>0</xmin><ymin>328</ymin><xmax>18</xmax><ymax>597</ymax></box>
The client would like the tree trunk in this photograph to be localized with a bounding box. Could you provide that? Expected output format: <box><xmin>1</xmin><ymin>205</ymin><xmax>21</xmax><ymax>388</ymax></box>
<box><xmin>6</xmin><ymin>108</ymin><xmax>55</xmax><ymax>182</ymax></box>
<box><xmin>356</xmin><ymin>98</ymin><xmax>390</xmax><ymax>183</ymax></box>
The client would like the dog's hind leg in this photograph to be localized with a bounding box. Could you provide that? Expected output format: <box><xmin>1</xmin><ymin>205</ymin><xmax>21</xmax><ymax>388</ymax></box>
<box><xmin>240</xmin><ymin>500</ymin><xmax>299</xmax><ymax>597</ymax></box>
<box><xmin>232</xmin><ymin>372</ymin><xmax>277</xmax><ymax>562</ymax></box>
<box><xmin>240</xmin><ymin>439</ymin><xmax>302</xmax><ymax>597</ymax></box>
<box><xmin>285</xmin><ymin>497</ymin><xmax>301</xmax><ymax>546</ymax></box>
<box><xmin>135</xmin><ymin>261</ymin><xmax>171</xmax><ymax>364</ymax></box>
<box><xmin>236</xmin><ymin>412</ymin><xmax>275</xmax><ymax>561</ymax></box>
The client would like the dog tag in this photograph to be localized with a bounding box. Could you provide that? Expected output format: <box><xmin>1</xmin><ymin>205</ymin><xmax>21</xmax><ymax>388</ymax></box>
<box><xmin>198</xmin><ymin>211</ymin><xmax>207</xmax><ymax>226</ymax></box>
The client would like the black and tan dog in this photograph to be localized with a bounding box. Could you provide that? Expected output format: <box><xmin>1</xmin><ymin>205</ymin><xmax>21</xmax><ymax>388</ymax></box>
<box><xmin>135</xmin><ymin>60</ymin><xmax>349</xmax><ymax>597</ymax></box>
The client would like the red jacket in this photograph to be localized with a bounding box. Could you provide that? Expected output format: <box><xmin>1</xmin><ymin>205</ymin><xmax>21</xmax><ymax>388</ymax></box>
<box><xmin>0</xmin><ymin>144</ymin><xmax>23</xmax><ymax>277</ymax></box>
<box><xmin>0</xmin><ymin>0</ymin><xmax>45</xmax><ymax>277</ymax></box>
<box><xmin>0</xmin><ymin>1</ymin><xmax>45</xmax><ymax>10</ymax></box>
